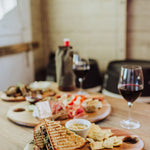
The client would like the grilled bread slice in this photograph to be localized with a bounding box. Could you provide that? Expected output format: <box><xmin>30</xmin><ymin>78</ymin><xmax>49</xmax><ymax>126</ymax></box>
<box><xmin>34</xmin><ymin>122</ymin><xmax>45</xmax><ymax>149</ymax></box>
<box><xmin>34</xmin><ymin>119</ymin><xmax>87</xmax><ymax>150</ymax></box>
<box><xmin>44</xmin><ymin>119</ymin><xmax>86</xmax><ymax>150</ymax></box>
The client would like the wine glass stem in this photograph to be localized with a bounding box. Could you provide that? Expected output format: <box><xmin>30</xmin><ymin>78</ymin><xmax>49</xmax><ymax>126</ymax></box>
<box><xmin>78</xmin><ymin>78</ymin><xmax>83</xmax><ymax>91</ymax></box>
<box><xmin>128</xmin><ymin>102</ymin><xmax>133</xmax><ymax>121</ymax></box>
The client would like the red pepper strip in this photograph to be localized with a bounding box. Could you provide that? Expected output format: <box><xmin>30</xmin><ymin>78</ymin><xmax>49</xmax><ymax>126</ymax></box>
<box><xmin>56</xmin><ymin>95</ymin><xmax>61</xmax><ymax>99</ymax></box>
<box><xmin>68</xmin><ymin>95</ymin><xmax>78</xmax><ymax>105</ymax></box>
<box><xmin>80</xmin><ymin>95</ymin><xmax>85</xmax><ymax>103</ymax></box>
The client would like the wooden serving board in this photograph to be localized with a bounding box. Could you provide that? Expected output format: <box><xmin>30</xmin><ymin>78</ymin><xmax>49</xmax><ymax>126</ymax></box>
<box><xmin>7</xmin><ymin>98</ymin><xmax>111</xmax><ymax>127</ymax></box>
<box><xmin>0</xmin><ymin>81</ymin><xmax>59</xmax><ymax>102</ymax></box>
<box><xmin>7</xmin><ymin>102</ymin><xmax>40</xmax><ymax>127</ymax></box>
<box><xmin>0</xmin><ymin>92</ymin><xmax>26</xmax><ymax>102</ymax></box>
<box><xmin>24</xmin><ymin>127</ymin><xmax>144</xmax><ymax>150</ymax></box>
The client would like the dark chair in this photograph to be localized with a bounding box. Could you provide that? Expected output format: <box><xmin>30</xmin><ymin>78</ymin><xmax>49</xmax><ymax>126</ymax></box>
<box><xmin>102</xmin><ymin>59</ymin><xmax>150</xmax><ymax>97</ymax></box>
<box><xmin>46</xmin><ymin>53</ymin><xmax>56</xmax><ymax>82</ymax></box>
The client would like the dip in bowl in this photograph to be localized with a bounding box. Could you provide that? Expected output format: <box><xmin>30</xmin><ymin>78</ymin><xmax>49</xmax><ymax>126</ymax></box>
<box><xmin>65</xmin><ymin>119</ymin><xmax>91</xmax><ymax>138</ymax></box>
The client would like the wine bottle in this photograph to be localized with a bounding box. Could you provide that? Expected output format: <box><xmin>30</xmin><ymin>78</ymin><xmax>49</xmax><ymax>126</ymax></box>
<box><xmin>55</xmin><ymin>39</ymin><xmax>76</xmax><ymax>91</ymax></box>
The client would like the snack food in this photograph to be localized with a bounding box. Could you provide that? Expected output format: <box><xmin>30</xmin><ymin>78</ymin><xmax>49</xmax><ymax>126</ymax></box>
<box><xmin>69</xmin><ymin>123</ymin><xmax>88</xmax><ymax>130</ymax></box>
<box><xmin>87</xmin><ymin>123</ymin><xmax>123</xmax><ymax>149</ymax></box>
<box><xmin>1</xmin><ymin>83</ymin><xmax>26</xmax><ymax>102</ymax></box>
<box><xmin>65</xmin><ymin>119</ymin><xmax>91</xmax><ymax>138</ymax></box>
<box><xmin>27</xmin><ymin>81</ymin><xmax>51</xmax><ymax>92</ymax></box>
<box><xmin>33</xmin><ymin>119</ymin><xmax>86</xmax><ymax>150</ymax></box>
<box><xmin>26</xmin><ymin>81</ymin><xmax>56</xmax><ymax>102</ymax></box>
<box><xmin>1</xmin><ymin>81</ymin><xmax>56</xmax><ymax>102</ymax></box>
<box><xmin>33</xmin><ymin>94</ymin><xmax>104</xmax><ymax>121</ymax></box>
<box><xmin>82</xmin><ymin>98</ymin><xmax>102</xmax><ymax>113</ymax></box>
<box><xmin>5</xmin><ymin>83</ymin><xmax>27</xmax><ymax>97</ymax></box>
<box><xmin>33</xmin><ymin>121</ymin><xmax>124</xmax><ymax>150</ymax></box>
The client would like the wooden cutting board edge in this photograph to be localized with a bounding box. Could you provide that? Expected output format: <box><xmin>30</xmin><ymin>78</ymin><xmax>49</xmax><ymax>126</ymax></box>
<box><xmin>7</xmin><ymin>99</ymin><xmax>111</xmax><ymax>127</ymax></box>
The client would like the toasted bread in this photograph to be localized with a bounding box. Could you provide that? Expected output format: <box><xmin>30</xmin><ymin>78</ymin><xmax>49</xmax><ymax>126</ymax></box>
<box><xmin>44</xmin><ymin>119</ymin><xmax>86</xmax><ymax>150</ymax></box>
<box><xmin>34</xmin><ymin>122</ymin><xmax>45</xmax><ymax>149</ymax></box>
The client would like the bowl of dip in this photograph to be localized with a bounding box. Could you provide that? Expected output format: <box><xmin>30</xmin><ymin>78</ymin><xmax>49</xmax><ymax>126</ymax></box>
<box><xmin>65</xmin><ymin>119</ymin><xmax>91</xmax><ymax>138</ymax></box>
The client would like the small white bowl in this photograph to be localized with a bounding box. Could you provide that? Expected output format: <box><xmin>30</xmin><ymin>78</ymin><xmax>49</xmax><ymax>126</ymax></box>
<box><xmin>65</xmin><ymin>119</ymin><xmax>91</xmax><ymax>138</ymax></box>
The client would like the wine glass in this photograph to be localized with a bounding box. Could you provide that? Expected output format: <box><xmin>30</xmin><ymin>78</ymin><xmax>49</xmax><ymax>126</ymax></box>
<box><xmin>118</xmin><ymin>65</ymin><xmax>144</xmax><ymax>129</ymax></box>
<box><xmin>72</xmin><ymin>53</ymin><xmax>90</xmax><ymax>95</ymax></box>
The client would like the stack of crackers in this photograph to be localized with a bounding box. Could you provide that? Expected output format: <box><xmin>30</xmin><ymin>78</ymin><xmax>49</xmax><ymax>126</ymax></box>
<box><xmin>87</xmin><ymin>123</ymin><xmax>123</xmax><ymax>149</ymax></box>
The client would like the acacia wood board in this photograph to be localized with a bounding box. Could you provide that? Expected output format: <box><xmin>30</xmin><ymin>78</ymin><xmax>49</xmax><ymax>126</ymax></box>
<box><xmin>24</xmin><ymin>126</ymin><xmax>144</xmax><ymax>150</ymax></box>
<box><xmin>7</xmin><ymin>102</ymin><xmax>40</xmax><ymax>127</ymax></box>
<box><xmin>7</xmin><ymin>98</ymin><xmax>111</xmax><ymax>127</ymax></box>
<box><xmin>0</xmin><ymin>81</ymin><xmax>58</xmax><ymax>102</ymax></box>
<box><xmin>0</xmin><ymin>92</ymin><xmax>26</xmax><ymax>102</ymax></box>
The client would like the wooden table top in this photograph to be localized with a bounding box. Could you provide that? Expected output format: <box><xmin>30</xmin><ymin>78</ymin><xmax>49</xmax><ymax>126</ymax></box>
<box><xmin>0</xmin><ymin>88</ymin><xmax>150</xmax><ymax>149</ymax></box>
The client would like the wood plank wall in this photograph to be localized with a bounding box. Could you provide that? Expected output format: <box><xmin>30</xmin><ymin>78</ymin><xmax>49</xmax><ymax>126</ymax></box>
<box><xmin>45</xmin><ymin>0</ymin><xmax>126</xmax><ymax>72</ymax></box>
<box><xmin>127</xmin><ymin>0</ymin><xmax>150</xmax><ymax>60</ymax></box>
<box><xmin>30</xmin><ymin>0</ymin><xmax>127</xmax><ymax>73</ymax></box>
<box><xmin>30</xmin><ymin>0</ymin><xmax>44</xmax><ymax>72</ymax></box>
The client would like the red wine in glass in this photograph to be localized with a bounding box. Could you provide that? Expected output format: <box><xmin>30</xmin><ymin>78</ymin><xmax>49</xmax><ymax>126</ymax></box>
<box><xmin>118</xmin><ymin>65</ymin><xmax>144</xmax><ymax>129</ymax></box>
<box><xmin>118</xmin><ymin>84</ymin><xmax>143</xmax><ymax>103</ymax></box>
<box><xmin>73</xmin><ymin>67</ymin><xmax>89</xmax><ymax>79</ymax></box>
<box><xmin>72</xmin><ymin>54</ymin><xmax>90</xmax><ymax>94</ymax></box>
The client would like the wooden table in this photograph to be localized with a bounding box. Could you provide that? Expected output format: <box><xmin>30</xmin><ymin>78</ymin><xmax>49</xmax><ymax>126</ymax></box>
<box><xmin>0</xmin><ymin>91</ymin><xmax>150</xmax><ymax>149</ymax></box>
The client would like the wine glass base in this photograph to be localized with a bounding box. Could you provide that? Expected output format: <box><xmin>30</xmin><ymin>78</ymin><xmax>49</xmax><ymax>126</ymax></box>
<box><xmin>120</xmin><ymin>119</ymin><xmax>140</xmax><ymax>129</ymax></box>
<box><xmin>77</xmin><ymin>90</ymin><xmax>89</xmax><ymax>96</ymax></box>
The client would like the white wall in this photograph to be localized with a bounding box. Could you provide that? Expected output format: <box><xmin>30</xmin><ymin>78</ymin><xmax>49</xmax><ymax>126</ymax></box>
<box><xmin>0</xmin><ymin>0</ymin><xmax>34</xmax><ymax>91</ymax></box>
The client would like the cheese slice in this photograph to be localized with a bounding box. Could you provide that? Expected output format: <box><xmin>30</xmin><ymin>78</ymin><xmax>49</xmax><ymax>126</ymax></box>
<box><xmin>33</xmin><ymin>101</ymin><xmax>52</xmax><ymax>119</ymax></box>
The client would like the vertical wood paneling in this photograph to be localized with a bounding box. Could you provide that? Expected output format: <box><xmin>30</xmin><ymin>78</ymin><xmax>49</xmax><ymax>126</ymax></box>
<box><xmin>46</xmin><ymin>0</ymin><xmax>126</xmax><ymax>72</ymax></box>
<box><xmin>30</xmin><ymin>0</ymin><xmax>44</xmax><ymax>71</ymax></box>
<box><xmin>31</xmin><ymin>0</ymin><xmax>127</xmax><ymax>72</ymax></box>
<box><xmin>127</xmin><ymin>0</ymin><xmax>150</xmax><ymax>60</ymax></box>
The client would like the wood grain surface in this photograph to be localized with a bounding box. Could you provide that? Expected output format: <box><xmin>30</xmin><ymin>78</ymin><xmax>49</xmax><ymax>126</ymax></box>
<box><xmin>0</xmin><ymin>83</ymin><xmax>150</xmax><ymax>149</ymax></box>
<box><xmin>7</xmin><ymin>102</ymin><xmax>40</xmax><ymax>127</ymax></box>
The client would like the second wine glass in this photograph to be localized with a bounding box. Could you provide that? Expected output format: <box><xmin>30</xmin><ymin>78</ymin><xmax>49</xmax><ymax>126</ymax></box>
<box><xmin>72</xmin><ymin>53</ymin><xmax>90</xmax><ymax>95</ymax></box>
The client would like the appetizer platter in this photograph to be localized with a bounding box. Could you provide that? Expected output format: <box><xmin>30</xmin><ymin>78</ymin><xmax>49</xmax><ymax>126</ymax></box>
<box><xmin>7</xmin><ymin>93</ymin><xmax>111</xmax><ymax>127</ymax></box>
<box><xmin>0</xmin><ymin>83</ymin><xmax>26</xmax><ymax>102</ymax></box>
<box><xmin>0</xmin><ymin>81</ymin><xmax>57</xmax><ymax>102</ymax></box>
<box><xmin>0</xmin><ymin>92</ymin><xmax>26</xmax><ymax>102</ymax></box>
<box><xmin>24</xmin><ymin>119</ymin><xmax>144</xmax><ymax>150</ymax></box>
